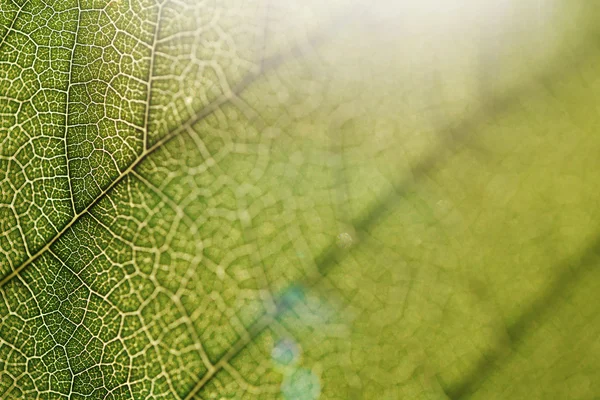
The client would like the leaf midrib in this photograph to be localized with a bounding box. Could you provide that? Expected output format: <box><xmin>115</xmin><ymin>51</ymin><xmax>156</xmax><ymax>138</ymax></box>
<box><xmin>0</xmin><ymin>75</ymin><xmax>252</xmax><ymax>289</ymax></box>
<box><xmin>0</xmin><ymin>6</ymin><xmax>354</xmax><ymax>399</ymax></box>
<box><xmin>0</xmin><ymin>1</ymin><xmax>353</xmax><ymax>289</ymax></box>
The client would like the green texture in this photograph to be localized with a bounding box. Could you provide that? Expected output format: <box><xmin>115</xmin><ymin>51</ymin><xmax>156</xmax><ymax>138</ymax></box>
<box><xmin>1</xmin><ymin>1</ymin><xmax>599</xmax><ymax>399</ymax></box>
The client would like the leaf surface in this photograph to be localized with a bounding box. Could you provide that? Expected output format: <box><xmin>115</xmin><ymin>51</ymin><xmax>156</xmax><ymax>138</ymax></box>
<box><xmin>1</xmin><ymin>1</ymin><xmax>600</xmax><ymax>399</ymax></box>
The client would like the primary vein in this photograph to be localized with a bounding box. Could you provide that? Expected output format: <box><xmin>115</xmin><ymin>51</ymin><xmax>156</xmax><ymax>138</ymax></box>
<box><xmin>0</xmin><ymin>15</ymin><xmax>340</xmax><ymax>289</ymax></box>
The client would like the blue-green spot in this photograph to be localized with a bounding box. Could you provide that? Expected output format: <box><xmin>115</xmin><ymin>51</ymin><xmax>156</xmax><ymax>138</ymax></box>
<box><xmin>281</xmin><ymin>368</ymin><xmax>321</xmax><ymax>400</ymax></box>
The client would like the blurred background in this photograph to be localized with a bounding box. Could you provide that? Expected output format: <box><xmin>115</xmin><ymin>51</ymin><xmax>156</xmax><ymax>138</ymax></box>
<box><xmin>258</xmin><ymin>1</ymin><xmax>600</xmax><ymax>399</ymax></box>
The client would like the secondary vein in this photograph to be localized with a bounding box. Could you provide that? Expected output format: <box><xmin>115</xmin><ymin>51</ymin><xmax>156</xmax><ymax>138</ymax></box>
<box><xmin>0</xmin><ymin>10</ymin><xmax>345</xmax><ymax>289</ymax></box>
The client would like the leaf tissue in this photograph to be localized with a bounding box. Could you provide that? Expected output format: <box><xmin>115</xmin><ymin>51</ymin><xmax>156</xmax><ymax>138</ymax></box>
<box><xmin>1</xmin><ymin>1</ymin><xmax>600</xmax><ymax>399</ymax></box>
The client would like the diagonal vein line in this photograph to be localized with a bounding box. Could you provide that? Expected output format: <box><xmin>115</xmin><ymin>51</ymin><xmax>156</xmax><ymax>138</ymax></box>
<box><xmin>0</xmin><ymin>0</ymin><xmax>30</xmax><ymax>50</ymax></box>
<box><xmin>445</xmin><ymin>233</ymin><xmax>600</xmax><ymax>399</ymax></box>
<box><xmin>0</xmin><ymin>10</ymin><xmax>348</xmax><ymax>289</ymax></box>
<box><xmin>142</xmin><ymin>3</ymin><xmax>163</xmax><ymax>150</ymax></box>
<box><xmin>64</xmin><ymin>0</ymin><xmax>82</xmax><ymax>223</ymax></box>
<box><xmin>308</xmin><ymin>36</ymin><xmax>600</xmax><ymax>282</ymax></box>
<box><xmin>183</xmin><ymin>30</ymin><xmax>600</xmax><ymax>399</ymax></box>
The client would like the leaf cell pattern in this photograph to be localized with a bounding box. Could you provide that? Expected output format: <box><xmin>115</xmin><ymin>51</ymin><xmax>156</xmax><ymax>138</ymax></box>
<box><xmin>1</xmin><ymin>1</ymin><xmax>600</xmax><ymax>400</ymax></box>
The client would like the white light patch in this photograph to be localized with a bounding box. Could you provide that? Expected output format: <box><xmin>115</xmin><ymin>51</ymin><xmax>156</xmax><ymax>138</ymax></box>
<box><xmin>364</xmin><ymin>0</ymin><xmax>556</xmax><ymax>28</ymax></box>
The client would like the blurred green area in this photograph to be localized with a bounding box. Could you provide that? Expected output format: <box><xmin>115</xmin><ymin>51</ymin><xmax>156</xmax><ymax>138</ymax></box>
<box><xmin>254</xmin><ymin>1</ymin><xmax>600</xmax><ymax>399</ymax></box>
<box><xmin>1</xmin><ymin>1</ymin><xmax>599</xmax><ymax>399</ymax></box>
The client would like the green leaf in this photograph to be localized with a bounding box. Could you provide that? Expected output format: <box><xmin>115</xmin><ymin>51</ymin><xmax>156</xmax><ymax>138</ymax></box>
<box><xmin>1</xmin><ymin>1</ymin><xmax>599</xmax><ymax>399</ymax></box>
